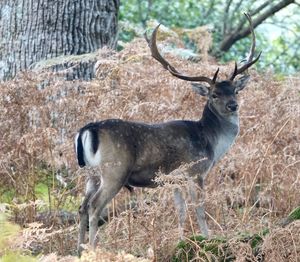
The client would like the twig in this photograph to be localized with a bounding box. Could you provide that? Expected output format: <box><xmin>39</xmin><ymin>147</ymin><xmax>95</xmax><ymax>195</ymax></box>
<box><xmin>242</xmin><ymin>118</ymin><xmax>290</xmax><ymax>222</ymax></box>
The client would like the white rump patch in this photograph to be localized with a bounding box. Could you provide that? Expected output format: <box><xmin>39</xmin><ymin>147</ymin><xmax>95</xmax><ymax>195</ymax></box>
<box><xmin>81</xmin><ymin>130</ymin><xmax>101</xmax><ymax>166</ymax></box>
<box><xmin>74</xmin><ymin>132</ymin><xmax>80</xmax><ymax>155</ymax></box>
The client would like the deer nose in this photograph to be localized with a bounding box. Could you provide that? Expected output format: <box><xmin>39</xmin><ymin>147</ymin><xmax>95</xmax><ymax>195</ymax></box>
<box><xmin>226</xmin><ymin>101</ymin><xmax>239</xmax><ymax>112</ymax></box>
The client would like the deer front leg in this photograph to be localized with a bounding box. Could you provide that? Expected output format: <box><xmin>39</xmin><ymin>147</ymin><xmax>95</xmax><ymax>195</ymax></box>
<box><xmin>173</xmin><ymin>187</ymin><xmax>187</xmax><ymax>239</ymax></box>
<box><xmin>189</xmin><ymin>177</ymin><xmax>208</xmax><ymax>237</ymax></box>
<box><xmin>195</xmin><ymin>201</ymin><xmax>208</xmax><ymax>237</ymax></box>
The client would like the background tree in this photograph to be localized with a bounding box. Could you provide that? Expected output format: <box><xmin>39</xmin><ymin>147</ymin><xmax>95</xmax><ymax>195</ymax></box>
<box><xmin>119</xmin><ymin>0</ymin><xmax>300</xmax><ymax>74</ymax></box>
<box><xmin>0</xmin><ymin>0</ymin><xmax>119</xmax><ymax>81</ymax></box>
<box><xmin>218</xmin><ymin>0</ymin><xmax>295</xmax><ymax>52</ymax></box>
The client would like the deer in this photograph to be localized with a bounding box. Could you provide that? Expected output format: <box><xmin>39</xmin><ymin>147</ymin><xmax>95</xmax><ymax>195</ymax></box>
<box><xmin>75</xmin><ymin>13</ymin><xmax>261</xmax><ymax>254</ymax></box>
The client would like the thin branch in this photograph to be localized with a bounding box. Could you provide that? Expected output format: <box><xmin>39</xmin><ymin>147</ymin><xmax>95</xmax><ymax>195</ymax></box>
<box><xmin>223</xmin><ymin>0</ymin><xmax>234</xmax><ymax>35</ymax></box>
<box><xmin>264</xmin><ymin>21</ymin><xmax>298</xmax><ymax>37</ymax></box>
<box><xmin>138</xmin><ymin>0</ymin><xmax>152</xmax><ymax>28</ymax></box>
<box><xmin>219</xmin><ymin>0</ymin><xmax>295</xmax><ymax>52</ymax></box>
<box><xmin>232</xmin><ymin>0</ymin><xmax>245</xmax><ymax>17</ymax></box>
<box><xmin>243</xmin><ymin>0</ymin><xmax>295</xmax><ymax>35</ymax></box>
<box><xmin>249</xmin><ymin>0</ymin><xmax>273</xmax><ymax>16</ymax></box>
<box><xmin>138</xmin><ymin>1</ymin><xmax>145</xmax><ymax>28</ymax></box>
<box><xmin>203</xmin><ymin>0</ymin><xmax>216</xmax><ymax>20</ymax></box>
<box><xmin>243</xmin><ymin>118</ymin><xmax>290</xmax><ymax>220</ymax></box>
<box><xmin>233</xmin><ymin>0</ymin><xmax>253</xmax><ymax>36</ymax></box>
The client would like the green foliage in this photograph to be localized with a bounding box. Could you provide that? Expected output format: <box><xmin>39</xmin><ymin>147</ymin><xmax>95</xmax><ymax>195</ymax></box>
<box><xmin>172</xmin><ymin>229</ymin><xmax>271</xmax><ymax>261</ymax></box>
<box><xmin>0</xmin><ymin>214</ymin><xmax>20</xmax><ymax>250</ymax></box>
<box><xmin>119</xmin><ymin>0</ymin><xmax>300</xmax><ymax>75</ymax></box>
<box><xmin>33</xmin><ymin>165</ymin><xmax>79</xmax><ymax>212</ymax></box>
<box><xmin>120</xmin><ymin>0</ymin><xmax>207</xmax><ymax>28</ymax></box>
<box><xmin>0</xmin><ymin>189</ymin><xmax>15</xmax><ymax>203</ymax></box>
<box><xmin>173</xmin><ymin>235</ymin><xmax>227</xmax><ymax>261</ymax></box>
<box><xmin>1</xmin><ymin>162</ymin><xmax>79</xmax><ymax>220</ymax></box>
<box><xmin>287</xmin><ymin>206</ymin><xmax>300</xmax><ymax>221</ymax></box>
<box><xmin>0</xmin><ymin>214</ymin><xmax>37</xmax><ymax>261</ymax></box>
<box><xmin>280</xmin><ymin>206</ymin><xmax>300</xmax><ymax>227</ymax></box>
<box><xmin>1</xmin><ymin>252</ymin><xmax>37</xmax><ymax>262</ymax></box>
<box><xmin>34</xmin><ymin>183</ymin><xmax>49</xmax><ymax>203</ymax></box>
<box><xmin>240</xmin><ymin>229</ymin><xmax>269</xmax><ymax>255</ymax></box>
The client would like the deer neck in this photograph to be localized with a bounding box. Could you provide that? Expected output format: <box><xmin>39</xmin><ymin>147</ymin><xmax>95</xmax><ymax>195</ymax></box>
<box><xmin>200</xmin><ymin>102</ymin><xmax>239</xmax><ymax>162</ymax></box>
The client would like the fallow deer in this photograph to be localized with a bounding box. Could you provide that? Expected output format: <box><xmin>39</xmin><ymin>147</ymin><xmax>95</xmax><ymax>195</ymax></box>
<box><xmin>75</xmin><ymin>13</ymin><xmax>261</xmax><ymax>254</ymax></box>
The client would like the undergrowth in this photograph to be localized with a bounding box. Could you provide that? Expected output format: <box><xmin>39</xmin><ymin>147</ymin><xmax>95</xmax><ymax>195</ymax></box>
<box><xmin>0</xmin><ymin>29</ymin><xmax>299</xmax><ymax>261</ymax></box>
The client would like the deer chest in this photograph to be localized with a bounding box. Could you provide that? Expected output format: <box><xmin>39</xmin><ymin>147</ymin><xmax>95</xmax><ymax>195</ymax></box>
<box><xmin>213</xmin><ymin>128</ymin><xmax>239</xmax><ymax>162</ymax></box>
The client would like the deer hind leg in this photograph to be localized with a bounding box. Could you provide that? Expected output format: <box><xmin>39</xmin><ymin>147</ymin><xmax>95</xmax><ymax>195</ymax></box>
<box><xmin>88</xmin><ymin>168</ymin><xmax>128</xmax><ymax>249</ymax></box>
<box><xmin>189</xmin><ymin>177</ymin><xmax>208</xmax><ymax>237</ymax></box>
<box><xmin>173</xmin><ymin>188</ymin><xmax>187</xmax><ymax>239</ymax></box>
<box><xmin>78</xmin><ymin>176</ymin><xmax>100</xmax><ymax>255</ymax></box>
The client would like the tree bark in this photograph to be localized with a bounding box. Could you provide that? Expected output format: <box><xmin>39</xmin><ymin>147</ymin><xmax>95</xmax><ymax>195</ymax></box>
<box><xmin>219</xmin><ymin>0</ymin><xmax>295</xmax><ymax>53</ymax></box>
<box><xmin>0</xmin><ymin>0</ymin><xmax>119</xmax><ymax>81</ymax></box>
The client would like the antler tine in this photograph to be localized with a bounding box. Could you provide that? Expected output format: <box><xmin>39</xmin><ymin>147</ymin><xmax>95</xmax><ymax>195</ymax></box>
<box><xmin>145</xmin><ymin>24</ymin><xmax>214</xmax><ymax>85</ymax></box>
<box><xmin>212</xmin><ymin>68</ymin><xmax>220</xmax><ymax>83</ymax></box>
<box><xmin>230</xmin><ymin>13</ymin><xmax>261</xmax><ymax>81</ymax></box>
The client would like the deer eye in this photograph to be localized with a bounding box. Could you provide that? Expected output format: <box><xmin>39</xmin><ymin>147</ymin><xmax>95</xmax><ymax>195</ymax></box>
<box><xmin>212</xmin><ymin>93</ymin><xmax>218</xmax><ymax>99</ymax></box>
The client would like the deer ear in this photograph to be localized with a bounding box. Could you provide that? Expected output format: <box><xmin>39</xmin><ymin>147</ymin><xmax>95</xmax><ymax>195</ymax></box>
<box><xmin>191</xmin><ymin>83</ymin><xmax>210</xmax><ymax>96</ymax></box>
<box><xmin>234</xmin><ymin>75</ymin><xmax>250</xmax><ymax>92</ymax></box>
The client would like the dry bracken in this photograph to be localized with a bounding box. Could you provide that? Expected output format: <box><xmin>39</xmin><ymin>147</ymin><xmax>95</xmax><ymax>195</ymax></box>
<box><xmin>0</xmin><ymin>33</ymin><xmax>299</xmax><ymax>261</ymax></box>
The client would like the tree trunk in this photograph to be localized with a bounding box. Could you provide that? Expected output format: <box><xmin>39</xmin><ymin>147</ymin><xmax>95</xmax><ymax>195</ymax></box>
<box><xmin>0</xmin><ymin>0</ymin><xmax>119</xmax><ymax>81</ymax></box>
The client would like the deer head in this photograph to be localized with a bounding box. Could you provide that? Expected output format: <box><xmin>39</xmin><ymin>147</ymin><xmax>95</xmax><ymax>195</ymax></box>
<box><xmin>145</xmin><ymin>13</ymin><xmax>261</xmax><ymax>118</ymax></box>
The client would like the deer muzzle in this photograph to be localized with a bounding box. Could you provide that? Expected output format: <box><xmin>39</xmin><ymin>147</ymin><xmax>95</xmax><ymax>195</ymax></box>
<box><xmin>226</xmin><ymin>101</ymin><xmax>239</xmax><ymax>112</ymax></box>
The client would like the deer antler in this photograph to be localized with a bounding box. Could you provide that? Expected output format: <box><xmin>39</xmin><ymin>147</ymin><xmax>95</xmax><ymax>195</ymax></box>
<box><xmin>229</xmin><ymin>13</ymin><xmax>261</xmax><ymax>81</ymax></box>
<box><xmin>145</xmin><ymin>24</ymin><xmax>219</xmax><ymax>86</ymax></box>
